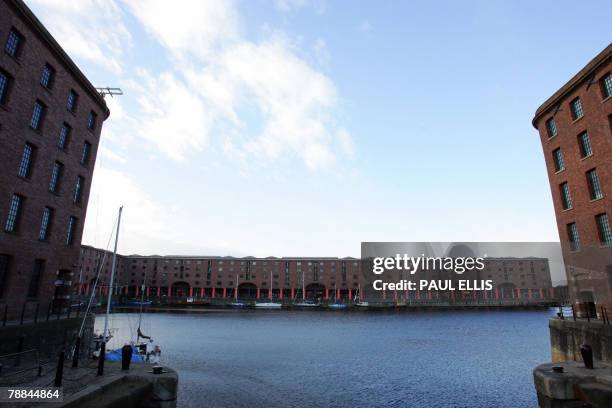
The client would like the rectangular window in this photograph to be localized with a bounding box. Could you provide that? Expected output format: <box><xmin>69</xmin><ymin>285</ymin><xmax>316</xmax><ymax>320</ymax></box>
<box><xmin>0</xmin><ymin>254</ymin><xmax>9</xmax><ymax>298</ymax></box>
<box><xmin>87</xmin><ymin>111</ymin><xmax>97</xmax><ymax>131</ymax></box>
<box><xmin>586</xmin><ymin>169</ymin><xmax>603</xmax><ymax>200</ymax></box>
<box><xmin>39</xmin><ymin>207</ymin><xmax>53</xmax><ymax>241</ymax></box>
<box><xmin>0</xmin><ymin>69</ymin><xmax>10</xmax><ymax>104</ymax></box>
<box><xmin>30</xmin><ymin>100</ymin><xmax>46</xmax><ymax>130</ymax></box>
<box><xmin>596</xmin><ymin>213</ymin><xmax>612</xmax><ymax>246</ymax></box>
<box><xmin>601</xmin><ymin>73</ymin><xmax>612</xmax><ymax>99</ymax></box>
<box><xmin>40</xmin><ymin>63</ymin><xmax>55</xmax><ymax>88</ymax></box>
<box><xmin>67</xmin><ymin>90</ymin><xmax>78</xmax><ymax>112</ymax></box>
<box><xmin>17</xmin><ymin>143</ymin><xmax>35</xmax><ymax>178</ymax></box>
<box><xmin>560</xmin><ymin>182</ymin><xmax>572</xmax><ymax>210</ymax></box>
<box><xmin>73</xmin><ymin>176</ymin><xmax>84</xmax><ymax>204</ymax></box>
<box><xmin>66</xmin><ymin>216</ymin><xmax>77</xmax><ymax>246</ymax></box>
<box><xmin>578</xmin><ymin>132</ymin><xmax>592</xmax><ymax>158</ymax></box>
<box><xmin>58</xmin><ymin>123</ymin><xmax>71</xmax><ymax>149</ymax></box>
<box><xmin>5</xmin><ymin>29</ymin><xmax>23</xmax><ymax>57</ymax></box>
<box><xmin>27</xmin><ymin>259</ymin><xmax>45</xmax><ymax>298</ymax></box>
<box><xmin>81</xmin><ymin>141</ymin><xmax>91</xmax><ymax>165</ymax></box>
<box><xmin>570</xmin><ymin>97</ymin><xmax>583</xmax><ymax>120</ymax></box>
<box><xmin>567</xmin><ymin>223</ymin><xmax>580</xmax><ymax>252</ymax></box>
<box><xmin>552</xmin><ymin>148</ymin><xmax>565</xmax><ymax>172</ymax></box>
<box><xmin>545</xmin><ymin>118</ymin><xmax>557</xmax><ymax>138</ymax></box>
<box><xmin>49</xmin><ymin>161</ymin><xmax>63</xmax><ymax>193</ymax></box>
<box><xmin>4</xmin><ymin>194</ymin><xmax>23</xmax><ymax>232</ymax></box>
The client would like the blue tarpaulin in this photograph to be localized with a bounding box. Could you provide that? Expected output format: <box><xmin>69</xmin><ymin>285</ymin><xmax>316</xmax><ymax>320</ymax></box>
<box><xmin>105</xmin><ymin>345</ymin><xmax>144</xmax><ymax>362</ymax></box>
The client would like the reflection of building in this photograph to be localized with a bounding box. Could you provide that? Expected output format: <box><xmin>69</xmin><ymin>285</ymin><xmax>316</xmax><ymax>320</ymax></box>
<box><xmin>532</xmin><ymin>44</ymin><xmax>612</xmax><ymax>311</ymax></box>
<box><xmin>0</xmin><ymin>0</ymin><xmax>109</xmax><ymax>318</ymax></box>
<box><xmin>79</xmin><ymin>245</ymin><xmax>554</xmax><ymax>302</ymax></box>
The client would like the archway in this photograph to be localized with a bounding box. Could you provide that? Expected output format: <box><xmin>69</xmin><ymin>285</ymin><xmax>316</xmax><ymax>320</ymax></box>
<box><xmin>497</xmin><ymin>282</ymin><xmax>516</xmax><ymax>299</ymax></box>
<box><xmin>171</xmin><ymin>281</ymin><xmax>190</xmax><ymax>297</ymax></box>
<box><xmin>305</xmin><ymin>283</ymin><xmax>326</xmax><ymax>300</ymax></box>
<box><xmin>238</xmin><ymin>282</ymin><xmax>257</xmax><ymax>299</ymax></box>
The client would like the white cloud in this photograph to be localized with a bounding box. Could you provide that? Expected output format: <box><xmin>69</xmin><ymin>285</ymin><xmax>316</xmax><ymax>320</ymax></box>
<box><xmin>121</xmin><ymin>0</ymin><xmax>239</xmax><ymax>60</ymax></box>
<box><xmin>27</xmin><ymin>0</ymin><xmax>131</xmax><ymax>74</ymax></box>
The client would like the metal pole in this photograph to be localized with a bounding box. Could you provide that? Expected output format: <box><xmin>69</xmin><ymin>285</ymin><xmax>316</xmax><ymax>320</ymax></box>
<box><xmin>72</xmin><ymin>337</ymin><xmax>81</xmax><ymax>368</ymax></box>
<box><xmin>20</xmin><ymin>302</ymin><xmax>26</xmax><ymax>325</ymax></box>
<box><xmin>54</xmin><ymin>352</ymin><xmax>64</xmax><ymax>387</ymax></box>
<box><xmin>103</xmin><ymin>206</ymin><xmax>123</xmax><ymax>343</ymax></box>
<box><xmin>34</xmin><ymin>302</ymin><xmax>39</xmax><ymax>323</ymax></box>
<box><xmin>2</xmin><ymin>304</ymin><xmax>7</xmax><ymax>327</ymax></box>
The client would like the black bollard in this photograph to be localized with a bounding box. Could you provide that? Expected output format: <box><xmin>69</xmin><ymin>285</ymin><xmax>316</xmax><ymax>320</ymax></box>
<box><xmin>34</xmin><ymin>303</ymin><xmax>39</xmax><ymax>323</ymax></box>
<box><xmin>121</xmin><ymin>344</ymin><xmax>133</xmax><ymax>370</ymax></box>
<box><xmin>2</xmin><ymin>304</ymin><xmax>7</xmax><ymax>327</ymax></box>
<box><xmin>54</xmin><ymin>351</ymin><xmax>64</xmax><ymax>387</ymax></box>
<box><xmin>72</xmin><ymin>337</ymin><xmax>81</xmax><ymax>368</ymax></box>
<box><xmin>580</xmin><ymin>344</ymin><xmax>594</xmax><ymax>369</ymax></box>
<box><xmin>20</xmin><ymin>303</ymin><xmax>26</xmax><ymax>325</ymax></box>
<box><xmin>97</xmin><ymin>342</ymin><xmax>106</xmax><ymax>376</ymax></box>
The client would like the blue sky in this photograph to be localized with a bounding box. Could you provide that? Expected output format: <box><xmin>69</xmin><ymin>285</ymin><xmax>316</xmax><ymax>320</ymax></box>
<box><xmin>28</xmin><ymin>0</ymin><xmax>612</xmax><ymax>257</ymax></box>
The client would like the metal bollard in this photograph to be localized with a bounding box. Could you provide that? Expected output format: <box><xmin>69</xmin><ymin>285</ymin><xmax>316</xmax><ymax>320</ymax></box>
<box><xmin>121</xmin><ymin>345</ymin><xmax>133</xmax><ymax>370</ymax></box>
<box><xmin>2</xmin><ymin>304</ymin><xmax>7</xmax><ymax>327</ymax></box>
<box><xmin>54</xmin><ymin>351</ymin><xmax>64</xmax><ymax>387</ymax></box>
<box><xmin>97</xmin><ymin>342</ymin><xmax>106</xmax><ymax>376</ymax></box>
<box><xmin>34</xmin><ymin>303</ymin><xmax>39</xmax><ymax>323</ymax></box>
<box><xmin>580</xmin><ymin>344</ymin><xmax>594</xmax><ymax>369</ymax></box>
<box><xmin>20</xmin><ymin>303</ymin><xmax>26</xmax><ymax>325</ymax></box>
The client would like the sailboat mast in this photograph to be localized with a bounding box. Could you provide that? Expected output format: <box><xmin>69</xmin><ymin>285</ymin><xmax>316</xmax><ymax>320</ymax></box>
<box><xmin>103</xmin><ymin>206</ymin><xmax>123</xmax><ymax>342</ymax></box>
<box><xmin>235</xmin><ymin>275</ymin><xmax>238</xmax><ymax>301</ymax></box>
<box><xmin>302</xmin><ymin>270</ymin><xmax>305</xmax><ymax>301</ymax></box>
<box><xmin>137</xmin><ymin>271</ymin><xmax>146</xmax><ymax>333</ymax></box>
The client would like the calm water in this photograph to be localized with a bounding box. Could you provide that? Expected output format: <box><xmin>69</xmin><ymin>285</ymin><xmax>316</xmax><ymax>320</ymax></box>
<box><xmin>96</xmin><ymin>309</ymin><xmax>555</xmax><ymax>408</ymax></box>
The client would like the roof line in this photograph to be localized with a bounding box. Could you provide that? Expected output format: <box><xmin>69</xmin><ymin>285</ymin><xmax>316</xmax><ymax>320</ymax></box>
<box><xmin>7</xmin><ymin>0</ymin><xmax>110</xmax><ymax>119</ymax></box>
<box><xmin>532</xmin><ymin>42</ymin><xmax>612</xmax><ymax>129</ymax></box>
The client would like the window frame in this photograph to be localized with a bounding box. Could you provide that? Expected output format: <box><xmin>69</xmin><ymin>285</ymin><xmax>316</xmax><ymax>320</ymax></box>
<box><xmin>40</xmin><ymin>63</ymin><xmax>55</xmax><ymax>89</ymax></box>
<box><xmin>4</xmin><ymin>28</ymin><xmax>24</xmax><ymax>58</ymax></box>
<box><xmin>570</xmin><ymin>97</ymin><xmax>584</xmax><ymax>120</ymax></box>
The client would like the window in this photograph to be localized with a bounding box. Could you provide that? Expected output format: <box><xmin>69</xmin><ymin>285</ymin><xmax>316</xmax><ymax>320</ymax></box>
<box><xmin>27</xmin><ymin>259</ymin><xmax>45</xmax><ymax>298</ymax></box>
<box><xmin>560</xmin><ymin>182</ymin><xmax>572</xmax><ymax>210</ymax></box>
<box><xmin>545</xmin><ymin>118</ymin><xmax>557</xmax><ymax>138</ymax></box>
<box><xmin>0</xmin><ymin>69</ymin><xmax>10</xmax><ymax>104</ymax></box>
<box><xmin>601</xmin><ymin>73</ymin><xmax>612</xmax><ymax>99</ymax></box>
<box><xmin>87</xmin><ymin>111</ymin><xmax>97</xmax><ymax>131</ymax></box>
<box><xmin>40</xmin><ymin>63</ymin><xmax>55</xmax><ymax>88</ymax></box>
<box><xmin>578</xmin><ymin>132</ymin><xmax>592</xmax><ymax>158</ymax></box>
<box><xmin>73</xmin><ymin>176</ymin><xmax>84</xmax><ymax>204</ymax></box>
<box><xmin>5</xmin><ymin>29</ymin><xmax>23</xmax><ymax>58</ymax></box>
<box><xmin>0</xmin><ymin>254</ymin><xmax>10</xmax><ymax>298</ymax></box>
<box><xmin>567</xmin><ymin>223</ymin><xmax>580</xmax><ymax>252</ymax></box>
<box><xmin>570</xmin><ymin>97</ymin><xmax>583</xmax><ymax>120</ymax></box>
<box><xmin>586</xmin><ymin>169</ymin><xmax>603</xmax><ymax>200</ymax></box>
<box><xmin>67</xmin><ymin>90</ymin><xmax>78</xmax><ymax>112</ymax></box>
<box><xmin>4</xmin><ymin>194</ymin><xmax>23</xmax><ymax>232</ymax></box>
<box><xmin>66</xmin><ymin>216</ymin><xmax>77</xmax><ymax>246</ymax></box>
<box><xmin>30</xmin><ymin>100</ymin><xmax>46</xmax><ymax>130</ymax></box>
<box><xmin>596</xmin><ymin>214</ymin><xmax>612</xmax><ymax>246</ymax></box>
<box><xmin>39</xmin><ymin>207</ymin><xmax>53</xmax><ymax>241</ymax></box>
<box><xmin>49</xmin><ymin>161</ymin><xmax>63</xmax><ymax>193</ymax></box>
<box><xmin>17</xmin><ymin>143</ymin><xmax>35</xmax><ymax>178</ymax></box>
<box><xmin>81</xmin><ymin>141</ymin><xmax>91</xmax><ymax>165</ymax></box>
<box><xmin>58</xmin><ymin>123</ymin><xmax>71</xmax><ymax>149</ymax></box>
<box><xmin>552</xmin><ymin>148</ymin><xmax>565</xmax><ymax>172</ymax></box>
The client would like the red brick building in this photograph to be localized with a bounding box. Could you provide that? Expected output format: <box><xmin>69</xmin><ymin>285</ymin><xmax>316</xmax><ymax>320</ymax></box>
<box><xmin>79</xmin><ymin>245</ymin><xmax>553</xmax><ymax>303</ymax></box>
<box><xmin>532</xmin><ymin>43</ymin><xmax>612</xmax><ymax>312</ymax></box>
<box><xmin>0</xmin><ymin>0</ymin><xmax>109</xmax><ymax>318</ymax></box>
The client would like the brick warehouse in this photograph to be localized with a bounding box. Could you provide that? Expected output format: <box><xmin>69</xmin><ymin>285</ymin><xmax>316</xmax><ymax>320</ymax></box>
<box><xmin>79</xmin><ymin>245</ymin><xmax>554</xmax><ymax>303</ymax></box>
<box><xmin>0</xmin><ymin>0</ymin><xmax>109</xmax><ymax>319</ymax></box>
<box><xmin>532</xmin><ymin>43</ymin><xmax>612</xmax><ymax>313</ymax></box>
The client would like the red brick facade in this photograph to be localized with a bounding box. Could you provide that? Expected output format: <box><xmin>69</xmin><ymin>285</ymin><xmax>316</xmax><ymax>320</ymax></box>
<box><xmin>532</xmin><ymin>44</ymin><xmax>612</xmax><ymax>308</ymax></box>
<box><xmin>0</xmin><ymin>0</ymin><xmax>109</xmax><ymax>318</ymax></box>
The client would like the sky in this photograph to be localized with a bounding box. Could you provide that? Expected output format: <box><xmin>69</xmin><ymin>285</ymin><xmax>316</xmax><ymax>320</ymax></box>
<box><xmin>27</xmin><ymin>0</ymin><xmax>612</xmax><ymax>258</ymax></box>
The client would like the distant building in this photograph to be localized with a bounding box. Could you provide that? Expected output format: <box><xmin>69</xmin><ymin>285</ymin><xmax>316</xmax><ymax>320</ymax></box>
<box><xmin>78</xmin><ymin>246</ymin><xmax>554</xmax><ymax>302</ymax></box>
<box><xmin>532</xmin><ymin>43</ymin><xmax>612</xmax><ymax>313</ymax></box>
<box><xmin>0</xmin><ymin>0</ymin><xmax>109</xmax><ymax>317</ymax></box>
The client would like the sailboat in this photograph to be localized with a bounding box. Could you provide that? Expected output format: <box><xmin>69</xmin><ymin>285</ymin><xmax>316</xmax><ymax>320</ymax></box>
<box><xmin>354</xmin><ymin>284</ymin><xmax>369</xmax><ymax>308</ymax></box>
<box><xmin>255</xmin><ymin>271</ymin><xmax>282</xmax><ymax>309</ymax></box>
<box><xmin>294</xmin><ymin>271</ymin><xmax>319</xmax><ymax>308</ymax></box>
<box><xmin>101</xmin><ymin>207</ymin><xmax>160</xmax><ymax>364</ymax></box>
<box><xmin>227</xmin><ymin>274</ymin><xmax>247</xmax><ymax>308</ymax></box>
<box><xmin>328</xmin><ymin>283</ymin><xmax>347</xmax><ymax>310</ymax></box>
